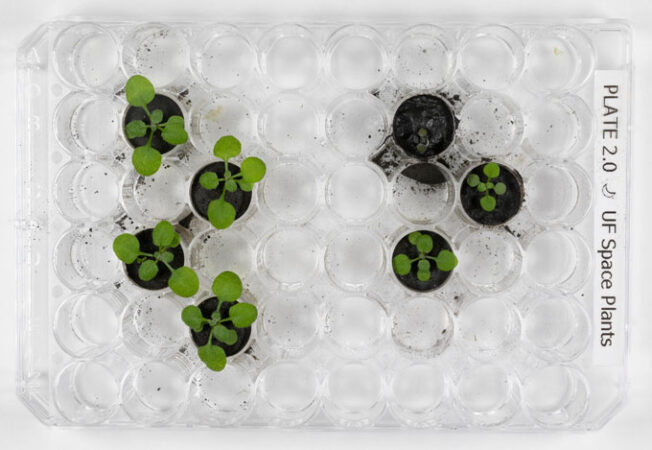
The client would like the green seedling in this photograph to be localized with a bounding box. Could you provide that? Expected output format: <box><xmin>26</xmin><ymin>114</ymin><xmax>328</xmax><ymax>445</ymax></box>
<box><xmin>416</xmin><ymin>127</ymin><xmax>430</xmax><ymax>154</ymax></box>
<box><xmin>112</xmin><ymin>220</ymin><xmax>199</xmax><ymax>297</ymax></box>
<box><xmin>124</xmin><ymin>75</ymin><xmax>188</xmax><ymax>176</ymax></box>
<box><xmin>181</xmin><ymin>271</ymin><xmax>258</xmax><ymax>372</ymax></box>
<box><xmin>199</xmin><ymin>135</ymin><xmax>266</xmax><ymax>230</ymax></box>
<box><xmin>392</xmin><ymin>231</ymin><xmax>458</xmax><ymax>282</ymax></box>
<box><xmin>466</xmin><ymin>162</ymin><xmax>507</xmax><ymax>212</ymax></box>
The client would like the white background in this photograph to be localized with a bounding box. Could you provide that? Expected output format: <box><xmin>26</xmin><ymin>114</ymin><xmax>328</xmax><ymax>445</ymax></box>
<box><xmin>1</xmin><ymin>0</ymin><xmax>650</xmax><ymax>448</ymax></box>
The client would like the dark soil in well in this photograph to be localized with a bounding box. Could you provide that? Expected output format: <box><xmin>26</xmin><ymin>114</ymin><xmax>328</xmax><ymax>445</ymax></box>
<box><xmin>392</xmin><ymin>230</ymin><xmax>454</xmax><ymax>292</ymax></box>
<box><xmin>124</xmin><ymin>94</ymin><xmax>184</xmax><ymax>154</ymax></box>
<box><xmin>393</xmin><ymin>94</ymin><xmax>456</xmax><ymax>159</ymax></box>
<box><xmin>400</xmin><ymin>162</ymin><xmax>448</xmax><ymax>185</ymax></box>
<box><xmin>191</xmin><ymin>297</ymin><xmax>252</xmax><ymax>357</ymax></box>
<box><xmin>190</xmin><ymin>162</ymin><xmax>252</xmax><ymax>222</ymax></box>
<box><xmin>125</xmin><ymin>228</ymin><xmax>185</xmax><ymax>290</ymax></box>
<box><xmin>460</xmin><ymin>163</ymin><xmax>523</xmax><ymax>226</ymax></box>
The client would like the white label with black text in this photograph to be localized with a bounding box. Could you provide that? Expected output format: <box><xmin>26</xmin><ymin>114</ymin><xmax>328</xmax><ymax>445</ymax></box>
<box><xmin>593</xmin><ymin>70</ymin><xmax>629</xmax><ymax>366</ymax></box>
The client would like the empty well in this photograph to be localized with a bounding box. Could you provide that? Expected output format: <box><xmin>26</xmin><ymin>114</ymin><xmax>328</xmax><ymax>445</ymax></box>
<box><xmin>394</xmin><ymin>25</ymin><xmax>455</xmax><ymax>90</ymax></box>
<box><xmin>258</xmin><ymin>293</ymin><xmax>322</xmax><ymax>356</ymax></box>
<box><xmin>324</xmin><ymin>361</ymin><xmax>385</xmax><ymax>427</ymax></box>
<box><xmin>258</xmin><ymin>94</ymin><xmax>321</xmax><ymax>155</ymax></box>
<box><xmin>324</xmin><ymin>295</ymin><xmax>387</xmax><ymax>359</ymax></box>
<box><xmin>326</xmin><ymin>92</ymin><xmax>388</xmax><ymax>158</ymax></box>
<box><xmin>457</xmin><ymin>229</ymin><xmax>523</xmax><ymax>292</ymax></box>
<box><xmin>189</xmin><ymin>364</ymin><xmax>255</xmax><ymax>425</ymax></box>
<box><xmin>121</xmin><ymin>358</ymin><xmax>190</xmax><ymax>424</ymax></box>
<box><xmin>54</xmin><ymin>360</ymin><xmax>122</xmax><ymax>424</ymax></box>
<box><xmin>121</xmin><ymin>292</ymin><xmax>188</xmax><ymax>357</ymax></box>
<box><xmin>324</xmin><ymin>229</ymin><xmax>385</xmax><ymax>291</ymax></box>
<box><xmin>326</xmin><ymin>164</ymin><xmax>385</xmax><ymax>221</ymax></box>
<box><xmin>520</xmin><ymin>295</ymin><xmax>590</xmax><ymax>362</ymax></box>
<box><xmin>121</xmin><ymin>23</ymin><xmax>189</xmax><ymax>87</ymax></box>
<box><xmin>457</xmin><ymin>93</ymin><xmax>523</xmax><ymax>158</ymax></box>
<box><xmin>258</xmin><ymin>24</ymin><xmax>321</xmax><ymax>90</ymax></box>
<box><xmin>260</xmin><ymin>160</ymin><xmax>321</xmax><ymax>223</ymax></box>
<box><xmin>522</xmin><ymin>365</ymin><xmax>589</xmax><ymax>427</ymax></box>
<box><xmin>52</xmin><ymin>23</ymin><xmax>120</xmax><ymax>89</ymax></box>
<box><xmin>122</xmin><ymin>163</ymin><xmax>188</xmax><ymax>224</ymax></box>
<box><xmin>257</xmin><ymin>360</ymin><xmax>320</xmax><ymax>426</ymax></box>
<box><xmin>454</xmin><ymin>363</ymin><xmax>519</xmax><ymax>426</ymax></box>
<box><xmin>524</xmin><ymin>229</ymin><xmax>591</xmax><ymax>293</ymax></box>
<box><xmin>458</xmin><ymin>25</ymin><xmax>524</xmax><ymax>90</ymax></box>
<box><xmin>525</xmin><ymin>161</ymin><xmax>592</xmax><ymax>226</ymax></box>
<box><xmin>524</xmin><ymin>26</ymin><xmax>595</xmax><ymax>93</ymax></box>
<box><xmin>189</xmin><ymin>228</ymin><xmax>254</xmax><ymax>281</ymax></box>
<box><xmin>391</xmin><ymin>162</ymin><xmax>456</xmax><ymax>224</ymax></box>
<box><xmin>389</xmin><ymin>361</ymin><xmax>448</xmax><ymax>427</ymax></box>
<box><xmin>524</xmin><ymin>95</ymin><xmax>593</xmax><ymax>159</ymax></box>
<box><xmin>53</xmin><ymin>289</ymin><xmax>125</xmax><ymax>357</ymax></box>
<box><xmin>190</xmin><ymin>93</ymin><xmax>255</xmax><ymax>152</ymax></box>
<box><xmin>326</xmin><ymin>25</ymin><xmax>387</xmax><ymax>90</ymax></box>
<box><xmin>456</xmin><ymin>296</ymin><xmax>520</xmax><ymax>360</ymax></box>
<box><xmin>191</xmin><ymin>25</ymin><xmax>255</xmax><ymax>90</ymax></box>
<box><xmin>259</xmin><ymin>227</ymin><xmax>321</xmax><ymax>287</ymax></box>
<box><xmin>392</xmin><ymin>296</ymin><xmax>453</xmax><ymax>358</ymax></box>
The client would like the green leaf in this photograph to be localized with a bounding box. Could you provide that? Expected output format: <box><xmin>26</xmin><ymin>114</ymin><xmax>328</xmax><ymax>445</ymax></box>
<box><xmin>132</xmin><ymin>145</ymin><xmax>162</xmax><ymax>176</ymax></box>
<box><xmin>240</xmin><ymin>157</ymin><xmax>266</xmax><ymax>183</ymax></box>
<box><xmin>125</xmin><ymin>75</ymin><xmax>155</xmax><ymax>107</ymax></box>
<box><xmin>138</xmin><ymin>259</ymin><xmax>159</xmax><ymax>281</ymax></box>
<box><xmin>408</xmin><ymin>231</ymin><xmax>421</xmax><ymax>246</ymax></box>
<box><xmin>467</xmin><ymin>173</ymin><xmax>480</xmax><ymax>187</ymax></box>
<box><xmin>417</xmin><ymin>270</ymin><xmax>431</xmax><ymax>282</ymax></box>
<box><xmin>211</xmin><ymin>271</ymin><xmax>242</xmax><ymax>303</ymax></box>
<box><xmin>150</xmin><ymin>109</ymin><xmax>163</xmax><ymax>125</ymax></box>
<box><xmin>161</xmin><ymin>116</ymin><xmax>188</xmax><ymax>145</ymax></box>
<box><xmin>237</xmin><ymin>180</ymin><xmax>253</xmax><ymax>192</ymax></box>
<box><xmin>213</xmin><ymin>135</ymin><xmax>241</xmax><ymax>160</ymax></box>
<box><xmin>224</xmin><ymin>180</ymin><xmax>237</xmax><ymax>192</ymax></box>
<box><xmin>214</xmin><ymin>325</ymin><xmax>238</xmax><ymax>345</ymax></box>
<box><xmin>483</xmin><ymin>162</ymin><xmax>500</xmax><ymax>179</ymax></box>
<box><xmin>152</xmin><ymin>221</ymin><xmax>176</xmax><ymax>248</ymax></box>
<box><xmin>207</xmin><ymin>198</ymin><xmax>236</xmax><ymax>230</ymax></box>
<box><xmin>198</xmin><ymin>344</ymin><xmax>226</xmax><ymax>371</ymax></box>
<box><xmin>435</xmin><ymin>250</ymin><xmax>458</xmax><ymax>272</ymax></box>
<box><xmin>416</xmin><ymin>143</ymin><xmax>427</xmax><ymax>154</ymax></box>
<box><xmin>416</xmin><ymin>234</ymin><xmax>434</xmax><ymax>254</ymax></box>
<box><xmin>181</xmin><ymin>305</ymin><xmax>205</xmax><ymax>332</ymax></box>
<box><xmin>125</xmin><ymin>120</ymin><xmax>148</xmax><ymax>139</ymax></box>
<box><xmin>159</xmin><ymin>251</ymin><xmax>174</xmax><ymax>264</ymax></box>
<box><xmin>199</xmin><ymin>172</ymin><xmax>219</xmax><ymax>190</ymax></box>
<box><xmin>480</xmin><ymin>195</ymin><xmax>496</xmax><ymax>212</ymax></box>
<box><xmin>417</xmin><ymin>259</ymin><xmax>431</xmax><ymax>273</ymax></box>
<box><xmin>417</xmin><ymin>128</ymin><xmax>428</xmax><ymax>138</ymax></box>
<box><xmin>477</xmin><ymin>182</ymin><xmax>487</xmax><ymax>192</ymax></box>
<box><xmin>113</xmin><ymin>233</ymin><xmax>140</xmax><ymax>263</ymax></box>
<box><xmin>168</xmin><ymin>267</ymin><xmax>199</xmax><ymax>298</ymax></box>
<box><xmin>169</xmin><ymin>232</ymin><xmax>181</xmax><ymax>248</ymax></box>
<box><xmin>229</xmin><ymin>302</ymin><xmax>258</xmax><ymax>328</ymax></box>
<box><xmin>392</xmin><ymin>254</ymin><xmax>411</xmax><ymax>276</ymax></box>
<box><xmin>494</xmin><ymin>182</ymin><xmax>506</xmax><ymax>195</ymax></box>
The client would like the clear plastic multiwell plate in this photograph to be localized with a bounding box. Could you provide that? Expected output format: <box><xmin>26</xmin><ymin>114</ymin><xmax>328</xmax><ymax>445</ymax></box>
<box><xmin>16</xmin><ymin>20</ymin><xmax>631</xmax><ymax>429</ymax></box>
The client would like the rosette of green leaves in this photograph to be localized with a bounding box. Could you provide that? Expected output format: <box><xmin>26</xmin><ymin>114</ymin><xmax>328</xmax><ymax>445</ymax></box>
<box><xmin>181</xmin><ymin>271</ymin><xmax>258</xmax><ymax>371</ymax></box>
<box><xmin>466</xmin><ymin>162</ymin><xmax>507</xmax><ymax>212</ymax></box>
<box><xmin>392</xmin><ymin>231</ymin><xmax>458</xmax><ymax>282</ymax></box>
<box><xmin>112</xmin><ymin>220</ymin><xmax>199</xmax><ymax>297</ymax></box>
<box><xmin>198</xmin><ymin>136</ymin><xmax>266</xmax><ymax>230</ymax></box>
<box><xmin>124</xmin><ymin>75</ymin><xmax>188</xmax><ymax>176</ymax></box>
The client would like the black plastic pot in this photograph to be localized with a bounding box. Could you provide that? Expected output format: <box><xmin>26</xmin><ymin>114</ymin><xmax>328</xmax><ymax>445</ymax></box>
<box><xmin>392</xmin><ymin>230</ymin><xmax>454</xmax><ymax>292</ymax></box>
<box><xmin>125</xmin><ymin>228</ymin><xmax>185</xmax><ymax>290</ymax></box>
<box><xmin>460</xmin><ymin>163</ymin><xmax>523</xmax><ymax>226</ymax></box>
<box><xmin>189</xmin><ymin>161</ymin><xmax>252</xmax><ymax>222</ymax></box>
<box><xmin>392</xmin><ymin>94</ymin><xmax>456</xmax><ymax>159</ymax></box>
<box><xmin>123</xmin><ymin>93</ymin><xmax>184</xmax><ymax>154</ymax></box>
<box><xmin>190</xmin><ymin>297</ymin><xmax>252</xmax><ymax>357</ymax></box>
